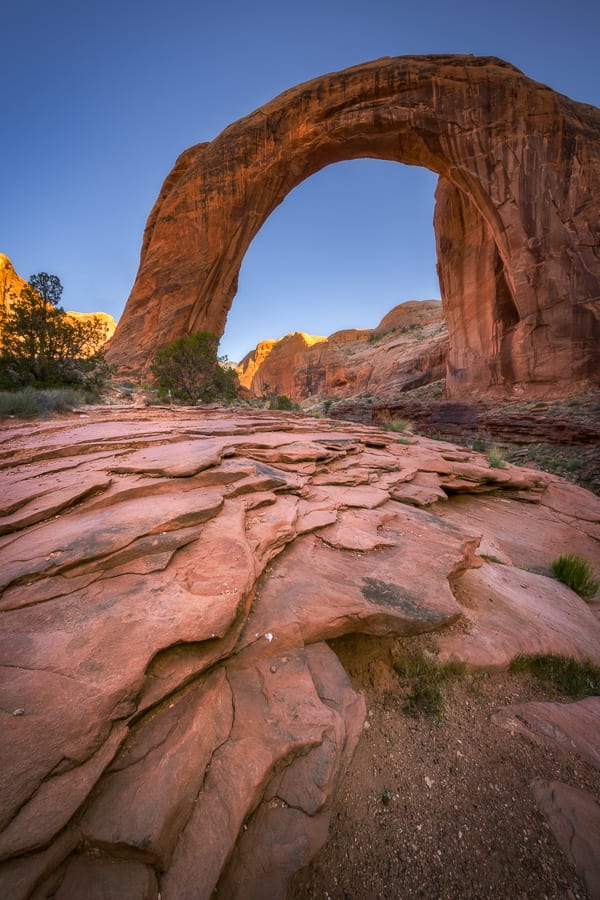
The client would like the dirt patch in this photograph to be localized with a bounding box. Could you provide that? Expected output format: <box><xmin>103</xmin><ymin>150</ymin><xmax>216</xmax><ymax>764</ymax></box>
<box><xmin>288</xmin><ymin>634</ymin><xmax>598</xmax><ymax>900</ymax></box>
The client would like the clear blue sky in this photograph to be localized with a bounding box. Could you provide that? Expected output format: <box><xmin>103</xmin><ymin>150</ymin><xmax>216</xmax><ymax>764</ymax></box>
<box><xmin>2</xmin><ymin>0</ymin><xmax>599</xmax><ymax>362</ymax></box>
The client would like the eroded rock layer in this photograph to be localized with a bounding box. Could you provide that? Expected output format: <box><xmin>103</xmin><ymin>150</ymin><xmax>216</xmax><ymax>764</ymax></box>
<box><xmin>106</xmin><ymin>55</ymin><xmax>600</xmax><ymax>397</ymax></box>
<box><xmin>0</xmin><ymin>407</ymin><xmax>599</xmax><ymax>898</ymax></box>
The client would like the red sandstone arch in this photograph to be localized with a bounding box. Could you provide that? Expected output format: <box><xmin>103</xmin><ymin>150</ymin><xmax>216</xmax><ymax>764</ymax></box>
<box><xmin>107</xmin><ymin>55</ymin><xmax>600</xmax><ymax>397</ymax></box>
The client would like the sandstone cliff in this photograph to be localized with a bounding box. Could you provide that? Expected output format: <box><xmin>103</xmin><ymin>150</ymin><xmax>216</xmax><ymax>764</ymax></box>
<box><xmin>0</xmin><ymin>254</ymin><xmax>27</xmax><ymax>312</ymax></box>
<box><xmin>237</xmin><ymin>300</ymin><xmax>448</xmax><ymax>401</ymax></box>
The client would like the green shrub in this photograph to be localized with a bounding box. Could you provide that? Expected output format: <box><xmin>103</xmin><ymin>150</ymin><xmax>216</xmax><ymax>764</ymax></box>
<box><xmin>551</xmin><ymin>554</ymin><xmax>598</xmax><ymax>600</ymax></box>
<box><xmin>487</xmin><ymin>446</ymin><xmax>507</xmax><ymax>468</ymax></box>
<box><xmin>0</xmin><ymin>387</ymin><xmax>83</xmax><ymax>419</ymax></box>
<box><xmin>472</xmin><ymin>438</ymin><xmax>486</xmax><ymax>452</ymax></box>
<box><xmin>269</xmin><ymin>394</ymin><xmax>296</xmax><ymax>411</ymax></box>
<box><xmin>509</xmin><ymin>654</ymin><xmax>600</xmax><ymax>698</ymax></box>
<box><xmin>385</xmin><ymin>418</ymin><xmax>412</xmax><ymax>433</ymax></box>
<box><xmin>151</xmin><ymin>331</ymin><xmax>239</xmax><ymax>405</ymax></box>
<box><xmin>393</xmin><ymin>651</ymin><xmax>466</xmax><ymax>720</ymax></box>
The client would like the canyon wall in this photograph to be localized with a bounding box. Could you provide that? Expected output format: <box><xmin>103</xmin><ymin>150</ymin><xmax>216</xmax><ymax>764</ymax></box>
<box><xmin>237</xmin><ymin>300</ymin><xmax>447</xmax><ymax>400</ymax></box>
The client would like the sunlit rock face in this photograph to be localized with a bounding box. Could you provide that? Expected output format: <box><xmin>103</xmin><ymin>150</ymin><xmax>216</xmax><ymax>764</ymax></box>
<box><xmin>0</xmin><ymin>254</ymin><xmax>29</xmax><ymax>322</ymax></box>
<box><xmin>106</xmin><ymin>54</ymin><xmax>600</xmax><ymax>397</ymax></box>
<box><xmin>62</xmin><ymin>310</ymin><xmax>117</xmax><ymax>341</ymax></box>
<box><xmin>0</xmin><ymin>406</ymin><xmax>599</xmax><ymax>897</ymax></box>
<box><xmin>237</xmin><ymin>300</ymin><xmax>447</xmax><ymax>400</ymax></box>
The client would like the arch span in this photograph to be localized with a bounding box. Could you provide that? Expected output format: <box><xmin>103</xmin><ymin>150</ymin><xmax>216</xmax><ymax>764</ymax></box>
<box><xmin>107</xmin><ymin>54</ymin><xmax>600</xmax><ymax>397</ymax></box>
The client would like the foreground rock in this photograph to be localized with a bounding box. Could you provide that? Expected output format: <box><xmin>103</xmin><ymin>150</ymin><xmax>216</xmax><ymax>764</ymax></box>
<box><xmin>0</xmin><ymin>407</ymin><xmax>598</xmax><ymax>898</ymax></box>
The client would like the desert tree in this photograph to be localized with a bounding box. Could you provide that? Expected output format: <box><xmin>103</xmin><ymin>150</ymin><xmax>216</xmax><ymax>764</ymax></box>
<box><xmin>0</xmin><ymin>273</ymin><xmax>110</xmax><ymax>389</ymax></box>
<box><xmin>151</xmin><ymin>331</ymin><xmax>239</xmax><ymax>404</ymax></box>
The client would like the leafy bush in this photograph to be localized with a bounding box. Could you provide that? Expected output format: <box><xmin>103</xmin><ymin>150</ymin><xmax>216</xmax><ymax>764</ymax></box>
<box><xmin>487</xmin><ymin>446</ymin><xmax>507</xmax><ymax>468</ymax></box>
<box><xmin>393</xmin><ymin>651</ymin><xmax>466</xmax><ymax>720</ymax></box>
<box><xmin>269</xmin><ymin>394</ymin><xmax>296</xmax><ymax>411</ymax></box>
<box><xmin>509</xmin><ymin>654</ymin><xmax>600</xmax><ymax>698</ymax></box>
<box><xmin>0</xmin><ymin>387</ymin><xmax>84</xmax><ymax>419</ymax></box>
<box><xmin>551</xmin><ymin>554</ymin><xmax>598</xmax><ymax>600</ymax></box>
<box><xmin>150</xmin><ymin>331</ymin><xmax>239</xmax><ymax>405</ymax></box>
<box><xmin>385</xmin><ymin>418</ymin><xmax>412</xmax><ymax>433</ymax></box>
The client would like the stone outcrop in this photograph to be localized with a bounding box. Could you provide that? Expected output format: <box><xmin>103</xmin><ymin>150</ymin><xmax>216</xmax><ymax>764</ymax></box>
<box><xmin>237</xmin><ymin>300</ymin><xmax>447</xmax><ymax>400</ymax></box>
<box><xmin>0</xmin><ymin>254</ymin><xmax>117</xmax><ymax>341</ymax></box>
<box><xmin>107</xmin><ymin>55</ymin><xmax>600</xmax><ymax>398</ymax></box>
<box><xmin>1</xmin><ymin>406</ymin><xmax>599</xmax><ymax>897</ymax></box>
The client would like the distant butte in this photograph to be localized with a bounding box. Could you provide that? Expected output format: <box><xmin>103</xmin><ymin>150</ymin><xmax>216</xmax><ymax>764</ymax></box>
<box><xmin>106</xmin><ymin>54</ymin><xmax>600</xmax><ymax>398</ymax></box>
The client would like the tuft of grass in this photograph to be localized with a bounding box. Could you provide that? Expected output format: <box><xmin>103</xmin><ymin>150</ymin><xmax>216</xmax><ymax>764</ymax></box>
<box><xmin>393</xmin><ymin>651</ymin><xmax>466</xmax><ymax>720</ymax></box>
<box><xmin>487</xmin><ymin>446</ymin><xmax>507</xmax><ymax>468</ymax></box>
<box><xmin>385</xmin><ymin>418</ymin><xmax>412</xmax><ymax>433</ymax></box>
<box><xmin>509</xmin><ymin>654</ymin><xmax>600</xmax><ymax>698</ymax></box>
<box><xmin>551</xmin><ymin>554</ymin><xmax>598</xmax><ymax>601</ymax></box>
<box><xmin>479</xmin><ymin>553</ymin><xmax>503</xmax><ymax>564</ymax></box>
<box><xmin>0</xmin><ymin>387</ymin><xmax>83</xmax><ymax>419</ymax></box>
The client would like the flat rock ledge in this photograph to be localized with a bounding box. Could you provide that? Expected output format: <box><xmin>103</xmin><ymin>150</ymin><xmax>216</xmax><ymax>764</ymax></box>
<box><xmin>0</xmin><ymin>407</ymin><xmax>598</xmax><ymax>899</ymax></box>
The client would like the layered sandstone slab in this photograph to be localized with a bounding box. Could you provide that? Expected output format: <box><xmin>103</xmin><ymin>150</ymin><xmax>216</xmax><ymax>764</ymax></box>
<box><xmin>106</xmin><ymin>55</ymin><xmax>600</xmax><ymax>398</ymax></box>
<box><xmin>0</xmin><ymin>407</ymin><xmax>598</xmax><ymax>898</ymax></box>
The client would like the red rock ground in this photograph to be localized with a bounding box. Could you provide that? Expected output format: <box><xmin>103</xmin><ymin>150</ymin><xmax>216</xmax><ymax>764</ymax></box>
<box><xmin>0</xmin><ymin>407</ymin><xmax>598</xmax><ymax>899</ymax></box>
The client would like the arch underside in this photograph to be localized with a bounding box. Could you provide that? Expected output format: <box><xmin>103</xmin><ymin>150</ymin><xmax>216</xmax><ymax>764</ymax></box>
<box><xmin>107</xmin><ymin>55</ymin><xmax>600</xmax><ymax>397</ymax></box>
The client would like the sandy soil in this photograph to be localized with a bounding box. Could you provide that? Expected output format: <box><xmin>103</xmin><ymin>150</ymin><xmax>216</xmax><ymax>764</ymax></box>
<box><xmin>289</xmin><ymin>635</ymin><xmax>598</xmax><ymax>900</ymax></box>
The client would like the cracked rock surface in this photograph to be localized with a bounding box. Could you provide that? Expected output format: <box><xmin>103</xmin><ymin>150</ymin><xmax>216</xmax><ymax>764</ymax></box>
<box><xmin>0</xmin><ymin>407</ymin><xmax>598</xmax><ymax>898</ymax></box>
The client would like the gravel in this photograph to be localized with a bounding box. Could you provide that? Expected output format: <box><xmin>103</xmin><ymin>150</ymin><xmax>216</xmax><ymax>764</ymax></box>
<box><xmin>288</xmin><ymin>634</ymin><xmax>598</xmax><ymax>900</ymax></box>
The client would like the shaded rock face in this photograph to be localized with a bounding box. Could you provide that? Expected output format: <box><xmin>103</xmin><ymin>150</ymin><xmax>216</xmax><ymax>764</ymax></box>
<box><xmin>106</xmin><ymin>55</ymin><xmax>600</xmax><ymax>398</ymax></box>
<box><xmin>1</xmin><ymin>407</ymin><xmax>599</xmax><ymax>898</ymax></box>
<box><xmin>237</xmin><ymin>300</ymin><xmax>447</xmax><ymax>400</ymax></box>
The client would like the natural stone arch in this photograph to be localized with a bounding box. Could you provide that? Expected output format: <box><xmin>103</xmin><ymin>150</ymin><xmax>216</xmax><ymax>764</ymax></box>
<box><xmin>107</xmin><ymin>54</ymin><xmax>600</xmax><ymax>397</ymax></box>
